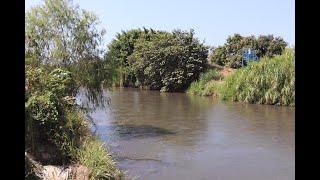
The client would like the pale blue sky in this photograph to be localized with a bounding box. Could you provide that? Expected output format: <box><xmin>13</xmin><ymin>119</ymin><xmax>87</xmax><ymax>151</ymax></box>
<box><xmin>25</xmin><ymin>0</ymin><xmax>295</xmax><ymax>47</ymax></box>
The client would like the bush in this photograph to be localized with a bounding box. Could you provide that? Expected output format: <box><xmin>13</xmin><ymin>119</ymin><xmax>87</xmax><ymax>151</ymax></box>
<box><xmin>25</xmin><ymin>65</ymin><xmax>122</xmax><ymax>179</ymax></box>
<box><xmin>219</xmin><ymin>49</ymin><xmax>295</xmax><ymax>106</ymax></box>
<box><xmin>25</xmin><ymin>66</ymin><xmax>85</xmax><ymax>163</ymax></box>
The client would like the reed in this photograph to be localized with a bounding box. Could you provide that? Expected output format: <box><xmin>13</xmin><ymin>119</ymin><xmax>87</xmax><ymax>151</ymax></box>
<box><xmin>219</xmin><ymin>49</ymin><xmax>295</xmax><ymax>106</ymax></box>
<box><xmin>187</xmin><ymin>69</ymin><xmax>222</xmax><ymax>96</ymax></box>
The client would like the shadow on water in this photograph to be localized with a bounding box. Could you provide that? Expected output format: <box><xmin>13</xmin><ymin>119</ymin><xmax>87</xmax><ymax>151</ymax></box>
<box><xmin>100</xmin><ymin>124</ymin><xmax>176</xmax><ymax>140</ymax></box>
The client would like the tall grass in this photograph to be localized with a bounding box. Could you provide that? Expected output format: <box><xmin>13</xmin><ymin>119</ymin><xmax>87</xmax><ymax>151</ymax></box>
<box><xmin>77</xmin><ymin>138</ymin><xmax>123</xmax><ymax>180</ymax></box>
<box><xmin>187</xmin><ymin>69</ymin><xmax>222</xmax><ymax>96</ymax></box>
<box><xmin>219</xmin><ymin>49</ymin><xmax>295</xmax><ymax>106</ymax></box>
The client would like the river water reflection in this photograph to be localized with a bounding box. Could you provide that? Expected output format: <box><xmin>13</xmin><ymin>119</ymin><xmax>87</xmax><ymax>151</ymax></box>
<box><xmin>77</xmin><ymin>87</ymin><xmax>295</xmax><ymax>180</ymax></box>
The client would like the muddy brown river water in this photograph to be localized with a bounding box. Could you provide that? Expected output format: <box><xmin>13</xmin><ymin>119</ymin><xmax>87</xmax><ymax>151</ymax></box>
<box><xmin>78</xmin><ymin>87</ymin><xmax>295</xmax><ymax>180</ymax></box>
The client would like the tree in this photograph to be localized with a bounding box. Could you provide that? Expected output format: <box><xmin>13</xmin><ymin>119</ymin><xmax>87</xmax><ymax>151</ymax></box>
<box><xmin>25</xmin><ymin>0</ymin><xmax>105</xmax><ymax>67</ymax></box>
<box><xmin>210</xmin><ymin>34</ymin><xmax>287</xmax><ymax>68</ymax></box>
<box><xmin>26</xmin><ymin>0</ymin><xmax>108</xmax><ymax>89</ymax></box>
<box><xmin>128</xmin><ymin>29</ymin><xmax>209</xmax><ymax>92</ymax></box>
<box><xmin>25</xmin><ymin>1</ymin><xmax>123</xmax><ymax>177</ymax></box>
<box><xmin>105</xmin><ymin>29</ymin><xmax>142</xmax><ymax>86</ymax></box>
<box><xmin>104</xmin><ymin>28</ymin><xmax>158</xmax><ymax>86</ymax></box>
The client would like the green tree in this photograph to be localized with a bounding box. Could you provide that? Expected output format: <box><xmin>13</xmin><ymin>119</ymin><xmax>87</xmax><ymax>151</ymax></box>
<box><xmin>25</xmin><ymin>0</ymin><xmax>111</xmax><ymax>89</ymax></box>
<box><xmin>210</xmin><ymin>34</ymin><xmax>287</xmax><ymax>68</ymax></box>
<box><xmin>26</xmin><ymin>0</ymin><xmax>105</xmax><ymax>66</ymax></box>
<box><xmin>25</xmin><ymin>1</ymin><xmax>123</xmax><ymax>178</ymax></box>
<box><xmin>104</xmin><ymin>28</ymin><xmax>157</xmax><ymax>86</ymax></box>
<box><xmin>128</xmin><ymin>29</ymin><xmax>209</xmax><ymax>92</ymax></box>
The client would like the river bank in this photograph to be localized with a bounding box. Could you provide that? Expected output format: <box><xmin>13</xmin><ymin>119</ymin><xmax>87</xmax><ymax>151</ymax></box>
<box><xmin>25</xmin><ymin>66</ymin><xmax>124</xmax><ymax>180</ymax></box>
<box><xmin>188</xmin><ymin>49</ymin><xmax>295</xmax><ymax>106</ymax></box>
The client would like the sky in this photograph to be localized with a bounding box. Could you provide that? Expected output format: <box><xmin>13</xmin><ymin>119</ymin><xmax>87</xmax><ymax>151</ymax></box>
<box><xmin>25</xmin><ymin>0</ymin><xmax>295</xmax><ymax>47</ymax></box>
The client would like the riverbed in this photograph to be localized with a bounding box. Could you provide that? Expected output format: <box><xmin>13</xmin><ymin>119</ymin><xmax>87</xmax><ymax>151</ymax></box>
<box><xmin>78</xmin><ymin>87</ymin><xmax>295</xmax><ymax>180</ymax></box>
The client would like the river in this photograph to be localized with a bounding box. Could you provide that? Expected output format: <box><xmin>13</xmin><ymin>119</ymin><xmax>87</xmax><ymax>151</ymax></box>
<box><xmin>77</xmin><ymin>87</ymin><xmax>295</xmax><ymax>180</ymax></box>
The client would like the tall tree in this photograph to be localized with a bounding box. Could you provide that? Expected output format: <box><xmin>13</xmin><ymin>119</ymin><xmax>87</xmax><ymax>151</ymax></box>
<box><xmin>25</xmin><ymin>0</ymin><xmax>105</xmax><ymax>67</ymax></box>
<box><xmin>26</xmin><ymin>0</ymin><xmax>109</xmax><ymax>89</ymax></box>
<box><xmin>104</xmin><ymin>28</ymin><xmax>156</xmax><ymax>86</ymax></box>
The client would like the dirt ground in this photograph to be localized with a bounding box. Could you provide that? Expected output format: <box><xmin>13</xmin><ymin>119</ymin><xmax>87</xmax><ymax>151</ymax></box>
<box><xmin>220</xmin><ymin>67</ymin><xmax>235</xmax><ymax>78</ymax></box>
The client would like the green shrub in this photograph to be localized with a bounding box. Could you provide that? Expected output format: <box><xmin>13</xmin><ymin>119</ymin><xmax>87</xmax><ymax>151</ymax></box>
<box><xmin>25</xmin><ymin>66</ymin><xmax>84</xmax><ymax>162</ymax></box>
<box><xmin>220</xmin><ymin>49</ymin><xmax>295</xmax><ymax>106</ymax></box>
<box><xmin>26</xmin><ymin>91</ymin><xmax>60</xmax><ymax>126</ymax></box>
<box><xmin>26</xmin><ymin>64</ymin><xmax>123</xmax><ymax>178</ymax></box>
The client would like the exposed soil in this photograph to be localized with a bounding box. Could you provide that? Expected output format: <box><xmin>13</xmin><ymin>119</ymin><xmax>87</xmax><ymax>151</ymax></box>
<box><xmin>220</xmin><ymin>67</ymin><xmax>235</xmax><ymax>78</ymax></box>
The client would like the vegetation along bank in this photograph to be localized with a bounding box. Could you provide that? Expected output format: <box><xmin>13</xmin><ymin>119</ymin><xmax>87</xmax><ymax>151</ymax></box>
<box><xmin>25</xmin><ymin>0</ymin><xmax>294</xmax><ymax>179</ymax></box>
<box><xmin>105</xmin><ymin>29</ymin><xmax>294</xmax><ymax>106</ymax></box>
<box><xmin>187</xmin><ymin>49</ymin><xmax>295</xmax><ymax>106</ymax></box>
<box><xmin>25</xmin><ymin>0</ymin><xmax>122</xmax><ymax>179</ymax></box>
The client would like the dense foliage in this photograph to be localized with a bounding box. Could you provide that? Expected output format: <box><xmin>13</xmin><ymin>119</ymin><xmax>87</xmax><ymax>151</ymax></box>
<box><xmin>210</xmin><ymin>34</ymin><xmax>287</xmax><ymax>68</ymax></box>
<box><xmin>25</xmin><ymin>65</ymin><xmax>123</xmax><ymax>179</ymax></box>
<box><xmin>25</xmin><ymin>0</ymin><xmax>109</xmax><ymax>89</ymax></box>
<box><xmin>25</xmin><ymin>66</ymin><xmax>84</xmax><ymax>163</ymax></box>
<box><xmin>127</xmin><ymin>29</ymin><xmax>209</xmax><ymax>91</ymax></box>
<box><xmin>25</xmin><ymin>0</ymin><xmax>105</xmax><ymax>66</ymax></box>
<box><xmin>104</xmin><ymin>28</ymin><xmax>156</xmax><ymax>86</ymax></box>
<box><xmin>25</xmin><ymin>0</ymin><xmax>122</xmax><ymax>179</ymax></box>
<box><xmin>220</xmin><ymin>49</ymin><xmax>295</xmax><ymax>106</ymax></box>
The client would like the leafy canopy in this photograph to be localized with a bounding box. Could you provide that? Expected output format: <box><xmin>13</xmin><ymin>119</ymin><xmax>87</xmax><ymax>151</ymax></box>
<box><xmin>25</xmin><ymin>0</ymin><xmax>105</xmax><ymax>67</ymax></box>
<box><xmin>128</xmin><ymin>29</ymin><xmax>209</xmax><ymax>92</ymax></box>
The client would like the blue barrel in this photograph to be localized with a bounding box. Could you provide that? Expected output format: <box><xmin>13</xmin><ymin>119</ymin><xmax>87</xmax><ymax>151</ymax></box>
<box><xmin>242</xmin><ymin>48</ymin><xmax>257</xmax><ymax>66</ymax></box>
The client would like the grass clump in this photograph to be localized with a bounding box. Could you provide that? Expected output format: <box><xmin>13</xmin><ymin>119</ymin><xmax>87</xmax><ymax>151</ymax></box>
<box><xmin>77</xmin><ymin>138</ymin><xmax>123</xmax><ymax>180</ymax></box>
<box><xmin>187</xmin><ymin>69</ymin><xmax>223</xmax><ymax>96</ymax></box>
<box><xmin>202</xmin><ymin>80</ymin><xmax>224</xmax><ymax>97</ymax></box>
<box><xmin>219</xmin><ymin>49</ymin><xmax>295</xmax><ymax>106</ymax></box>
